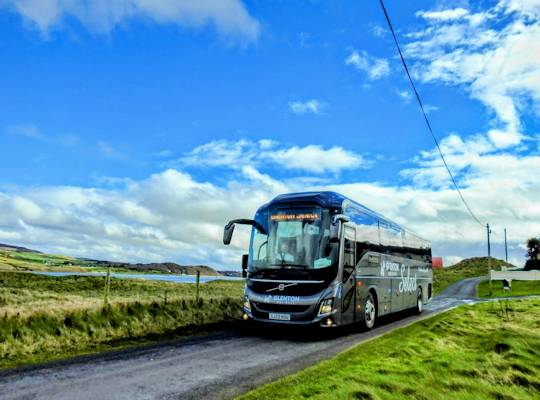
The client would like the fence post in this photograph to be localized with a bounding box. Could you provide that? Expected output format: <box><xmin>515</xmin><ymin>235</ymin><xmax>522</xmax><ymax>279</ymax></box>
<box><xmin>104</xmin><ymin>266</ymin><xmax>111</xmax><ymax>307</ymax></box>
<box><xmin>196</xmin><ymin>270</ymin><xmax>200</xmax><ymax>303</ymax></box>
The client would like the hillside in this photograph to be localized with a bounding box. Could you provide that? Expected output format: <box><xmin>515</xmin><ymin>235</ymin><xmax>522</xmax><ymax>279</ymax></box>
<box><xmin>0</xmin><ymin>244</ymin><xmax>222</xmax><ymax>276</ymax></box>
<box><xmin>0</xmin><ymin>243</ymin><xmax>42</xmax><ymax>254</ymax></box>
<box><xmin>433</xmin><ymin>256</ymin><xmax>515</xmax><ymax>295</ymax></box>
<box><xmin>92</xmin><ymin>261</ymin><xmax>222</xmax><ymax>276</ymax></box>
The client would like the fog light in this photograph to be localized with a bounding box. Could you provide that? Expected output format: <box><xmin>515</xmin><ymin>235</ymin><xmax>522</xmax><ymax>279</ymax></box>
<box><xmin>326</xmin><ymin>319</ymin><xmax>333</xmax><ymax>326</ymax></box>
<box><xmin>243</xmin><ymin>313</ymin><xmax>249</xmax><ymax>320</ymax></box>
<box><xmin>357</xmin><ymin>305</ymin><xmax>361</xmax><ymax>309</ymax></box>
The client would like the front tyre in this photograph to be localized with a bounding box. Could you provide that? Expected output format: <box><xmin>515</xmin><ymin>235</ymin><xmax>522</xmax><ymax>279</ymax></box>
<box><xmin>416</xmin><ymin>289</ymin><xmax>423</xmax><ymax>314</ymax></box>
<box><xmin>361</xmin><ymin>293</ymin><xmax>376</xmax><ymax>331</ymax></box>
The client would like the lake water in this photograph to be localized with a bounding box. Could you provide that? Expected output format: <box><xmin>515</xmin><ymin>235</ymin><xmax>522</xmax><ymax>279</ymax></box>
<box><xmin>30</xmin><ymin>271</ymin><xmax>243</xmax><ymax>283</ymax></box>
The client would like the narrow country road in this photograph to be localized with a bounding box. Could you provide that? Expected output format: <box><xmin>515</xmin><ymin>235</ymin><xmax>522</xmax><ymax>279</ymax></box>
<box><xmin>0</xmin><ymin>277</ymin><xmax>488</xmax><ymax>400</ymax></box>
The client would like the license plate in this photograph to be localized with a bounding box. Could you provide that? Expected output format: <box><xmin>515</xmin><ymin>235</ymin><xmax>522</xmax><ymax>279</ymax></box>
<box><xmin>269</xmin><ymin>313</ymin><xmax>291</xmax><ymax>321</ymax></box>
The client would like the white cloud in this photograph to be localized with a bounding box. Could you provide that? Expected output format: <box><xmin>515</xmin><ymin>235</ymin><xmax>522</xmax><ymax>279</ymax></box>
<box><xmin>395</xmin><ymin>88</ymin><xmax>412</xmax><ymax>103</ymax></box>
<box><xmin>416</xmin><ymin>8</ymin><xmax>469</xmax><ymax>21</ymax></box>
<box><xmin>177</xmin><ymin>139</ymin><xmax>370</xmax><ymax>173</ymax></box>
<box><xmin>406</xmin><ymin>1</ymin><xmax>540</xmax><ymax>149</ymax></box>
<box><xmin>288</xmin><ymin>99</ymin><xmax>327</xmax><ymax>115</ymax></box>
<box><xmin>1</xmin><ymin>130</ymin><xmax>539</xmax><ymax>270</ymax></box>
<box><xmin>6</xmin><ymin>123</ymin><xmax>42</xmax><ymax>139</ymax></box>
<box><xmin>156</xmin><ymin>150</ymin><xmax>172</xmax><ymax>157</ymax></box>
<box><xmin>265</xmin><ymin>145</ymin><xmax>370</xmax><ymax>174</ymax></box>
<box><xmin>98</xmin><ymin>141</ymin><xmax>129</xmax><ymax>160</ymax></box>
<box><xmin>371</xmin><ymin>25</ymin><xmax>387</xmax><ymax>38</ymax></box>
<box><xmin>345</xmin><ymin>49</ymin><xmax>390</xmax><ymax>80</ymax></box>
<box><xmin>0</xmin><ymin>0</ymin><xmax>261</xmax><ymax>42</ymax></box>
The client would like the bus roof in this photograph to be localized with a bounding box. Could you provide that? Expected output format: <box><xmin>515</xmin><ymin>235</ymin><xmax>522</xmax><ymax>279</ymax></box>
<box><xmin>259</xmin><ymin>191</ymin><xmax>425</xmax><ymax>239</ymax></box>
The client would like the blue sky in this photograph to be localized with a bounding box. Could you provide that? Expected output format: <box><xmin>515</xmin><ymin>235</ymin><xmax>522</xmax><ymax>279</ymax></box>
<box><xmin>1</xmin><ymin>0</ymin><xmax>539</xmax><ymax>269</ymax></box>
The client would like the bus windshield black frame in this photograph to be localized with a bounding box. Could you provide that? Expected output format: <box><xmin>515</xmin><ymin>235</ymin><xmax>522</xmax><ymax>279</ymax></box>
<box><xmin>248</xmin><ymin>206</ymin><xmax>339</xmax><ymax>280</ymax></box>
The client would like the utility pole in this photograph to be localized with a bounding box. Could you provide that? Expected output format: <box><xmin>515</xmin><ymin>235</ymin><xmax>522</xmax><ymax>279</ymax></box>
<box><xmin>504</xmin><ymin>228</ymin><xmax>508</xmax><ymax>263</ymax></box>
<box><xmin>487</xmin><ymin>224</ymin><xmax>492</xmax><ymax>296</ymax></box>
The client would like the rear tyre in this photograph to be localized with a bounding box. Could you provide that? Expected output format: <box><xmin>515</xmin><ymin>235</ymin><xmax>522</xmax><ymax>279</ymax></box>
<box><xmin>361</xmin><ymin>293</ymin><xmax>376</xmax><ymax>331</ymax></box>
<box><xmin>416</xmin><ymin>289</ymin><xmax>423</xmax><ymax>315</ymax></box>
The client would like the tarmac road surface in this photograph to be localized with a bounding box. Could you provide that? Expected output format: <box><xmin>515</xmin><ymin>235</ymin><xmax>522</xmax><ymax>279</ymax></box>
<box><xmin>0</xmin><ymin>276</ymin><xmax>488</xmax><ymax>400</ymax></box>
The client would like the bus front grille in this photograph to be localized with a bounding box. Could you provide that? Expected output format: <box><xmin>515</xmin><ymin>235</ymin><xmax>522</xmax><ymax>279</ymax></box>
<box><xmin>253</xmin><ymin>303</ymin><xmax>310</xmax><ymax>313</ymax></box>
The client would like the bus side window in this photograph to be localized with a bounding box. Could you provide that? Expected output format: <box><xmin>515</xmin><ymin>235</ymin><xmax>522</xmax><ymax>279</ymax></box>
<box><xmin>379</xmin><ymin>222</ymin><xmax>390</xmax><ymax>255</ymax></box>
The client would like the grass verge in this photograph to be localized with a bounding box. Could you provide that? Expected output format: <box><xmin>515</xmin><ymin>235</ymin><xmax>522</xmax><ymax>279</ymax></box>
<box><xmin>478</xmin><ymin>279</ymin><xmax>540</xmax><ymax>298</ymax></box>
<box><xmin>237</xmin><ymin>298</ymin><xmax>540</xmax><ymax>400</ymax></box>
<box><xmin>433</xmin><ymin>257</ymin><xmax>513</xmax><ymax>295</ymax></box>
<box><xmin>0</xmin><ymin>272</ymin><xmax>245</xmax><ymax>369</ymax></box>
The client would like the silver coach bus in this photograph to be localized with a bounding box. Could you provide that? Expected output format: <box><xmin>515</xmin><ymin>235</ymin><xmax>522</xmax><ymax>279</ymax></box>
<box><xmin>223</xmin><ymin>192</ymin><xmax>433</xmax><ymax>330</ymax></box>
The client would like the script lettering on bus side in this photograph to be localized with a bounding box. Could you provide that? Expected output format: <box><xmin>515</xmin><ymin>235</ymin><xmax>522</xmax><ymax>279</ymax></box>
<box><xmin>399</xmin><ymin>265</ymin><xmax>417</xmax><ymax>292</ymax></box>
<box><xmin>381</xmin><ymin>261</ymin><xmax>419</xmax><ymax>292</ymax></box>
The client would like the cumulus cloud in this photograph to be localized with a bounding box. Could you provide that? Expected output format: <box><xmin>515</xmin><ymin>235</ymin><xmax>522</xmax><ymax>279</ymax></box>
<box><xmin>0</xmin><ymin>0</ymin><xmax>261</xmax><ymax>42</ymax></box>
<box><xmin>1</xmin><ymin>134</ymin><xmax>538</xmax><ymax>270</ymax></box>
<box><xmin>288</xmin><ymin>99</ymin><xmax>327</xmax><ymax>115</ymax></box>
<box><xmin>345</xmin><ymin>49</ymin><xmax>390</xmax><ymax>80</ymax></box>
<box><xmin>406</xmin><ymin>1</ymin><xmax>540</xmax><ymax>149</ymax></box>
<box><xmin>177</xmin><ymin>139</ymin><xmax>370</xmax><ymax>173</ymax></box>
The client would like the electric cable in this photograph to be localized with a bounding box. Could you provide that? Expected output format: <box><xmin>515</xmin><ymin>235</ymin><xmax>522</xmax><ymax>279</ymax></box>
<box><xmin>378</xmin><ymin>0</ymin><xmax>484</xmax><ymax>227</ymax></box>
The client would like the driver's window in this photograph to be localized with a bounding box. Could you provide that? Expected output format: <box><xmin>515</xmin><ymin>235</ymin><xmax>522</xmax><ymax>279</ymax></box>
<box><xmin>252</xmin><ymin>230</ymin><xmax>268</xmax><ymax>261</ymax></box>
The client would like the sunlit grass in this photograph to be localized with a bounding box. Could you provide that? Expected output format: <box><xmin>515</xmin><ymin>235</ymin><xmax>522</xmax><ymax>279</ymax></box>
<box><xmin>433</xmin><ymin>257</ymin><xmax>513</xmax><ymax>295</ymax></box>
<box><xmin>0</xmin><ymin>272</ymin><xmax>245</xmax><ymax>369</ymax></box>
<box><xmin>478</xmin><ymin>279</ymin><xmax>540</xmax><ymax>298</ymax></box>
<box><xmin>237</xmin><ymin>298</ymin><xmax>540</xmax><ymax>400</ymax></box>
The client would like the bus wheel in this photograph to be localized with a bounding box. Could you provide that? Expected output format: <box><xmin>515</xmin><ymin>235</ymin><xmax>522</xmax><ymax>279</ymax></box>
<box><xmin>416</xmin><ymin>289</ymin><xmax>423</xmax><ymax>314</ymax></box>
<box><xmin>362</xmin><ymin>293</ymin><xmax>376</xmax><ymax>331</ymax></box>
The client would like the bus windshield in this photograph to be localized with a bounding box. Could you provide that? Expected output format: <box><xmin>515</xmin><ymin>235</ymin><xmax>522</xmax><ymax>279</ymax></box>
<box><xmin>248</xmin><ymin>207</ymin><xmax>338</xmax><ymax>276</ymax></box>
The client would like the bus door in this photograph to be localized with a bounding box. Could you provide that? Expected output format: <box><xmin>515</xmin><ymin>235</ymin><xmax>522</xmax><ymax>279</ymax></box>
<box><xmin>341</xmin><ymin>225</ymin><xmax>356</xmax><ymax>325</ymax></box>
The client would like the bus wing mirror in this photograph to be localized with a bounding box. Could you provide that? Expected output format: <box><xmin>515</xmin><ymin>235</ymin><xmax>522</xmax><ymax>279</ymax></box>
<box><xmin>329</xmin><ymin>214</ymin><xmax>350</xmax><ymax>243</ymax></box>
<box><xmin>223</xmin><ymin>222</ymin><xmax>235</xmax><ymax>245</ymax></box>
<box><xmin>223</xmin><ymin>219</ymin><xmax>267</xmax><ymax>245</ymax></box>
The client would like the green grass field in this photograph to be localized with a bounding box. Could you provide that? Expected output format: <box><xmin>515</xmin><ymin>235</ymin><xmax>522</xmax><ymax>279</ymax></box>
<box><xmin>478</xmin><ymin>280</ymin><xmax>540</xmax><ymax>298</ymax></box>
<box><xmin>0</xmin><ymin>272</ymin><xmax>245</xmax><ymax>369</ymax></box>
<box><xmin>433</xmin><ymin>257</ymin><xmax>512</xmax><ymax>295</ymax></box>
<box><xmin>237</xmin><ymin>298</ymin><xmax>540</xmax><ymax>400</ymax></box>
<box><xmin>0</xmin><ymin>248</ymin><xmax>131</xmax><ymax>273</ymax></box>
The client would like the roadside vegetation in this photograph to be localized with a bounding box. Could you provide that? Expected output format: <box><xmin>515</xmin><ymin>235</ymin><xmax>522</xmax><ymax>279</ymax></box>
<box><xmin>238</xmin><ymin>298</ymin><xmax>540</xmax><ymax>400</ymax></box>
<box><xmin>0</xmin><ymin>272</ymin><xmax>245</xmax><ymax>369</ymax></box>
<box><xmin>478</xmin><ymin>280</ymin><xmax>540</xmax><ymax>298</ymax></box>
<box><xmin>433</xmin><ymin>257</ymin><xmax>513</xmax><ymax>295</ymax></box>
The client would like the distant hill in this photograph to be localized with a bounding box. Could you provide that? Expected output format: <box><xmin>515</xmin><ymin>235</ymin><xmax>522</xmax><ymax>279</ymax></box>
<box><xmin>0</xmin><ymin>243</ymin><xmax>222</xmax><ymax>276</ymax></box>
<box><xmin>0</xmin><ymin>243</ymin><xmax>43</xmax><ymax>254</ymax></box>
<box><xmin>91</xmin><ymin>261</ymin><xmax>223</xmax><ymax>276</ymax></box>
<box><xmin>433</xmin><ymin>256</ymin><xmax>515</xmax><ymax>295</ymax></box>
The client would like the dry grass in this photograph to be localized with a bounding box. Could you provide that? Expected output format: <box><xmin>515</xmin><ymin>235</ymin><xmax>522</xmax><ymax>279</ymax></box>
<box><xmin>0</xmin><ymin>272</ymin><xmax>245</xmax><ymax>369</ymax></box>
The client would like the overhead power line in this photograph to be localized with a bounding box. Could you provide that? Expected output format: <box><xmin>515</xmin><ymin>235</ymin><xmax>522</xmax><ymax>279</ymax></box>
<box><xmin>378</xmin><ymin>0</ymin><xmax>484</xmax><ymax>227</ymax></box>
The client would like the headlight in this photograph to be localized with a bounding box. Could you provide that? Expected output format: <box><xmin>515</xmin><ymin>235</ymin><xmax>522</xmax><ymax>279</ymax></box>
<box><xmin>318</xmin><ymin>298</ymin><xmax>333</xmax><ymax>316</ymax></box>
<box><xmin>243</xmin><ymin>295</ymin><xmax>251</xmax><ymax>311</ymax></box>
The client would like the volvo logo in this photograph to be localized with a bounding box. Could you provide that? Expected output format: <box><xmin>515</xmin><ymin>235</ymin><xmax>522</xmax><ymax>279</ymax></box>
<box><xmin>267</xmin><ymin>282</ymin><xmax>298</xmax><ymax>292</ymax></box>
